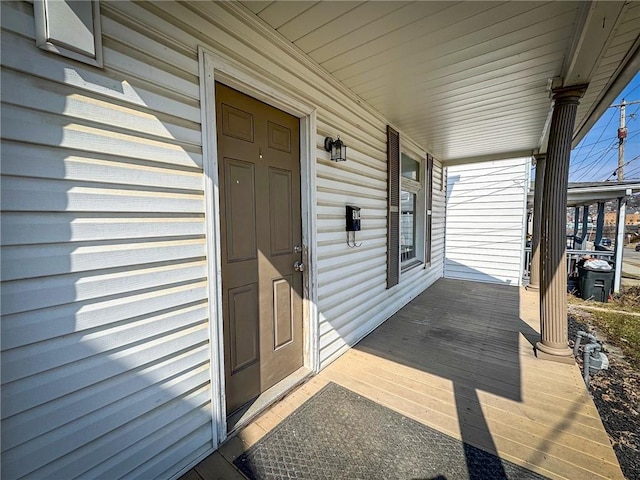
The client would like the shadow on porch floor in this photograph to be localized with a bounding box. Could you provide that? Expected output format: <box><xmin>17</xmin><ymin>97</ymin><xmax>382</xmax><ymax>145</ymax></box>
<box><xmin>183</xmin><ymin>278</ymin><xmax>623</xmax><ymax>480</ymax></box>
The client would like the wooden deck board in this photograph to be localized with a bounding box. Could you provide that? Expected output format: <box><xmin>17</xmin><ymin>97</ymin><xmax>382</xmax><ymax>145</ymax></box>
<box><xmin>338</xmin><ymin>351</ymin><xmax>608</xmax><ymax>433</ymax></box>
<box><xmin>186</xmin><ymin>278</ymin><xmax>624</xmax><ymax>480</ymax></box>
<box><xmin>325</xmin><ymin>360</ymin><xmax>621</xmax><ymax>479</ymax></box>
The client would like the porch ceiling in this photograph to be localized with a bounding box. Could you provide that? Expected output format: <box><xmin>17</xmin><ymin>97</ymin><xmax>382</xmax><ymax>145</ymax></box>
<box><xmin>240</xmin><ymin>1</ymin><xmax>640</xmax><ymax>164</ymax></box>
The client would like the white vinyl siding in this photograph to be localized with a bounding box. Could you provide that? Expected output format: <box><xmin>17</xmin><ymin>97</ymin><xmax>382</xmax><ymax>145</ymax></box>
<box><xmin>316</xmin><ymin>131</ymin><xmax>446</xmax><ymax>368</ymax></box>
<box><xmin>1</xmin><ymin>2</ymin><xmax>210</xmax><ymax>479</ymax></box>
<box><xmin>1</xmin><ymin>1</ymin><xmax>446</xmax><ymax>478</ymax></box>
<box><xmin>445</xmin><ymin>158</ymin><xmax>530</xmax><ymax>286</ymax></box>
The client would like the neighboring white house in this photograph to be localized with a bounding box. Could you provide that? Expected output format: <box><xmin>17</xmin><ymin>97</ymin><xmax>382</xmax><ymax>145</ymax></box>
<box><xmin>1</xmin><ymin>1</ymin><xmax>638</xmax><ymax>479</ymax></box>
<box><xmin>445</xmin><ymin>158</ymin><xmax>531</xmax><ymax>285</ymax></box>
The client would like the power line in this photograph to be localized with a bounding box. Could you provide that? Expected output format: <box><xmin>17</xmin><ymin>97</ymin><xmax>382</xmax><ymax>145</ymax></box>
<box><xmin>571</xmin><ymin>96</ymin><xmax>639</xmax><ymax>153</ymax></box>
<box><xmin>576</xmin><ymin>136</ymin><xmax>625</xmax><ymax>149</ymax></box>
<box><xmin>571</xmin><ymin>107</ymin><xmax>617</xmax><ymax>164</ymax></box>
<box><xmin>605</xmin><ymin>152</ymin><xmax>640</xmax><ymax>181</ymax></box>
<box><xmin>571</xmin><ymin>140</ymin><xmax>618</xmax><ymax>174</ymax></box>
<box><xmin>571</xmin><ymin>140</ymin><xmax>618</xmax><ymax>181</ymax></box>
<box><xmin>575</xmin><ymin>128</ymin><xmax>640</xmax><ymax>181</ymax></box>
<box><xmin>627</xmin><ymin>166</ymin><xmax>640</xmax><ymax>180</ymax></box>
<box><xmin>623</xmin><ymin>82</ymin><xmax>640</xmax><ymax>99</ymax></box>
<box><xmin>573</xmin><ymin>157</ymin><xmax>615</xmax><ymax>182</ymax></box>
<box><xmin>570</xmin><ymin>102</ymin><xmax>640</xmax><ymax>181</ymax></box>
<box><xmin>572</xmin><ymin>145</ymin><xmax>618</xmax><ymax>181</ymax></box>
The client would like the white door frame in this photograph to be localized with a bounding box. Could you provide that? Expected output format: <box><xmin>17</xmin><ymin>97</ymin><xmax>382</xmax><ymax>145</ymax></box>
<box><xmin>198</xmin><ymin>46</ymin><xmax>319</xmax><ymax>447</ymax></box>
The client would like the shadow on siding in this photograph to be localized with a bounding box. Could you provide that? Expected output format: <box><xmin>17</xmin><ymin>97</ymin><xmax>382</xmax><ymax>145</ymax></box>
<box><xmin>0</xmin><ymin>5</ymin><xmax>211</xmax><ymax>477</ymax></box>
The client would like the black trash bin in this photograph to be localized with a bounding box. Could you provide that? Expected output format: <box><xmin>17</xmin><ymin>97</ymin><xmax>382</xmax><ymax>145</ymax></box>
<box><xmin>578</xmin><ymin>264</ymin><xmax>614</xmax><ymax>302</ymax></box>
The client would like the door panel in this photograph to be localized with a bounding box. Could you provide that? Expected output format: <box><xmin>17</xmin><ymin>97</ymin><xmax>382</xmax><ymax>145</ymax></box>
<box><xmin>267</xmin><ymin>121</ymin><xmax>291</xmax><ymax>152</ymax></box>
<box><xmin>269</xmin><ymin>167</ymin><xmax>293</xmax><ymax>256</ymax></box>
<box><xmin>224</xmin><ymin>159</ymin><xmax>257</xmax><ymax>262</ymax></box>
<box><xmin>228</xmin><ymin>283</ymin><xmax>259</xmax><ymax>373</ymax></box>
<box><xmin>273</xmin><ymin>276</ymin><xmax>294</xmax><ymax>350</ymax></box>
<box><xmin>216</xmin><ymin>83</ymin><xmax>303</xmax><ymax>415</ymax></box>
<box><xmin>221</xmin><ymin>103</ymin><xmax>254</xmax><ymax>142</ymax></box>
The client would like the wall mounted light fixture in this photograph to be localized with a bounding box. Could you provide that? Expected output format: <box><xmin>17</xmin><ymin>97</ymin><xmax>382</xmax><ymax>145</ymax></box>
<box><xmin>324</xmin><ymin>136</ymin><xmax>347</xmax><ymax>162</ymax></box>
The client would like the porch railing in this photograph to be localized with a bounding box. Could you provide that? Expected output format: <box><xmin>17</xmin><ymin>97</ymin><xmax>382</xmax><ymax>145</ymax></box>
<box><xmin>522</xmin><ymin>248</ymin><xmax>615</xmax><ymax>283</ymax></box>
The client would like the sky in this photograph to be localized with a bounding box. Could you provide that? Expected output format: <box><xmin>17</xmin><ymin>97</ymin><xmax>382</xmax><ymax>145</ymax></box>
<box><xmin>568</xmin><ymin>71</ymin><xmax>640</xmax><ymax>182</ymax></box>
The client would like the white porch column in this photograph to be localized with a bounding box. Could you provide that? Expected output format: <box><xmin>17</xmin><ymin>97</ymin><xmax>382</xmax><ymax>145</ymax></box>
<box><xmin>537</xmin><ymin>86</ymin><xmax>587</xmax><ymax>363</ymax></box>
<box><xmin>581</xmin><ymin>205</ymin><xmax>589</xmax><ymax>246</ymax></box>
<box><xmin>527</xmin><ymin>154</ymin><xmax>546</xmax><ymax>291</ymax></box>
<box><xmin>614</xmin><ymin>194</ymin><xmax>629</xmax><ymax>292</ymax></box>
<box><xmin>595</xmin><ymin>202</ymin><xmax>605</xmax><ymax>246</ymax></box>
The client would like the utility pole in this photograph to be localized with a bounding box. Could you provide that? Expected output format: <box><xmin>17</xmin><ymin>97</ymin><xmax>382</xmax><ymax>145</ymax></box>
<box><xmin>611</xmin><ymin>98</ymin><xmax>640</xmax><ymax>180</ymax></box>
<box><xmin>618</xmin><ymin>99</ymin><xmax>626</xmax><ymax>181</ymax></box>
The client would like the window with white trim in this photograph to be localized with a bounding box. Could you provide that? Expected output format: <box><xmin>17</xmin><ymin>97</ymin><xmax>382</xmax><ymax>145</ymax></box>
<box><xmin>400</xmin><ymin>152</ymin><xmax>425</xmax><ymax>269</ymax></box>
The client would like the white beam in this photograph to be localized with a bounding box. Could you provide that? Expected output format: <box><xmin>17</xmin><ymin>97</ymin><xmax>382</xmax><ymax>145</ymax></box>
<box><xmin>443</xmin><ymin>150</ymin><xmax>533</xmax><ymax>167</ymax></box>
<box><xmin>527</xmin><ymin>183</ymin><xmax>640</xmax><ymax>207</ymax></box>
<box><xmin>574</xmin><ymin>39</ymin><xmax>640</xmax><ymax>146</ymax></box>
<box><xmin>563</xmin><ymin>2</ymin><xmax>626</xmax><ymax>86</ymax></box>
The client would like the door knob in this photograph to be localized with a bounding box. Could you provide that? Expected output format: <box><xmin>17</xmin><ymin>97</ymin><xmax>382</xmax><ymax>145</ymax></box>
<box><xmin>294</xmin><ymin>261</ymin><xmax>305</xmax><ymax>272</ymax></box>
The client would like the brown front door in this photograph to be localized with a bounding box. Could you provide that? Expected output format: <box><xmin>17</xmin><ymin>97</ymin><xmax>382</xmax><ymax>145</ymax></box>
<box><xmin>215</xmin><ymin>83</ymin><xmax>304</xmax><ymax>414</ymax></box>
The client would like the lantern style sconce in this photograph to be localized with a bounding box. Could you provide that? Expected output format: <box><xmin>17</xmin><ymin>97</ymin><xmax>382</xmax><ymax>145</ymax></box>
<box><xmin>324</xmin><ymin>136</ymin><xmax>347</xmax><ymax>162</ymax></box>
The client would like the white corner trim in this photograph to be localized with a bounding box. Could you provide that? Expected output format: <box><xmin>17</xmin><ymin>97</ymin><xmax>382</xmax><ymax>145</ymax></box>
<box><xmin>198</xmin><ymin>47</ymin><xmax>226</xmax><ymax>447</ymax></box>
<box><xmin>301</xmin><ymin>110</ymin><xmax>320</xmax><ymax>373</ymax></box>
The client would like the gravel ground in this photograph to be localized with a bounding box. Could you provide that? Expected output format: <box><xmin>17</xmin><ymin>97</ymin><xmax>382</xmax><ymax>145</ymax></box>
<box><xmin>568</xmin><ymin>308</ymin><xmax>640</xmax><ymax>480</ymax></box>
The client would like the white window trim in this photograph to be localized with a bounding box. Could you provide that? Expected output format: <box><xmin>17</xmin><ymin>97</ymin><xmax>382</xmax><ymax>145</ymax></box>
<box><xmin>400</xmin><ymin>149</ymin><xmax>426</xmax><ymax>272</ymax></box>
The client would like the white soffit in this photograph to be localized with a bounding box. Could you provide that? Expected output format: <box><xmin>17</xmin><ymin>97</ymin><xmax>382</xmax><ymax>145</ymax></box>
<box><xmin>240</xmin><ymin>1</ymin><xmax>639</xmax><ymax>164</ymax></box>
<box><xmin>574</xmin><ymin>2</ymin><xmax>640</xmax><ymax>144</ymax></box>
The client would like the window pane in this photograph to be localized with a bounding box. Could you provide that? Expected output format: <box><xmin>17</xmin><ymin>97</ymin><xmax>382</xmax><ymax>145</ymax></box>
<box><xmin>401</xmin><ymin>191</ymin><xmax>416</xmax><ymax>262</ymax></box>
<box><xmin>401</xmin><ymin>153</ymin><xmax>420</xmax><ymax>181</ymax></box>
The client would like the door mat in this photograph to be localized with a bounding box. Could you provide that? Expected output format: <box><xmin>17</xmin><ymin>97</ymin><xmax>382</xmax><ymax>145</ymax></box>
<box><xmin>234</xmin><ymin>382</ymin><xmax>547</xmax><ymax>480</ymax></box>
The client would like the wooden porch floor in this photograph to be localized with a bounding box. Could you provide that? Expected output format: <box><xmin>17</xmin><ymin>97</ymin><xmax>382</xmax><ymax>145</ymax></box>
<box><xmin>184</xmin><ymin>278</ymin><xmax>623</xmax><ymax>480</ymax></box>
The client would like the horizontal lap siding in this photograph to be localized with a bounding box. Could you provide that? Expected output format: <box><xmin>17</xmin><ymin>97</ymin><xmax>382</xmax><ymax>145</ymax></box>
<box><xmin>159</xmin><ymin>0</ymin><xmax>447</xmax><ymax>378</ymax></box>
<box><xmin>130</xmin><ymin>0</ymin><xmax>448</xmax><ymax>382</ymax></box>
<box><xmin>1</xmin><ymin>0</ymin><xmax>446</xmax><ymax>478</ymax></box>
<box><xmin>445</xmin><ymin>158</ymin><xmax>530</xmax><ymax>286</ymax></box>
<box><xmin>317</xmin><ymin>126</ymin><xmax>446</xmax><ymax>367</ymax></box>
<box><xmin>1</xmin><ymin>2</ymin><xmax>211</xmax><ymax>479</ymax></box>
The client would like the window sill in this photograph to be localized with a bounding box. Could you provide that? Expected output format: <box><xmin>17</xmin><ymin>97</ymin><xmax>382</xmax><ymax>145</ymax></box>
<box><xmin>401</xmin><ymin>259</ymin><xmax>423</xmax><ymax>273</ymax></box>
